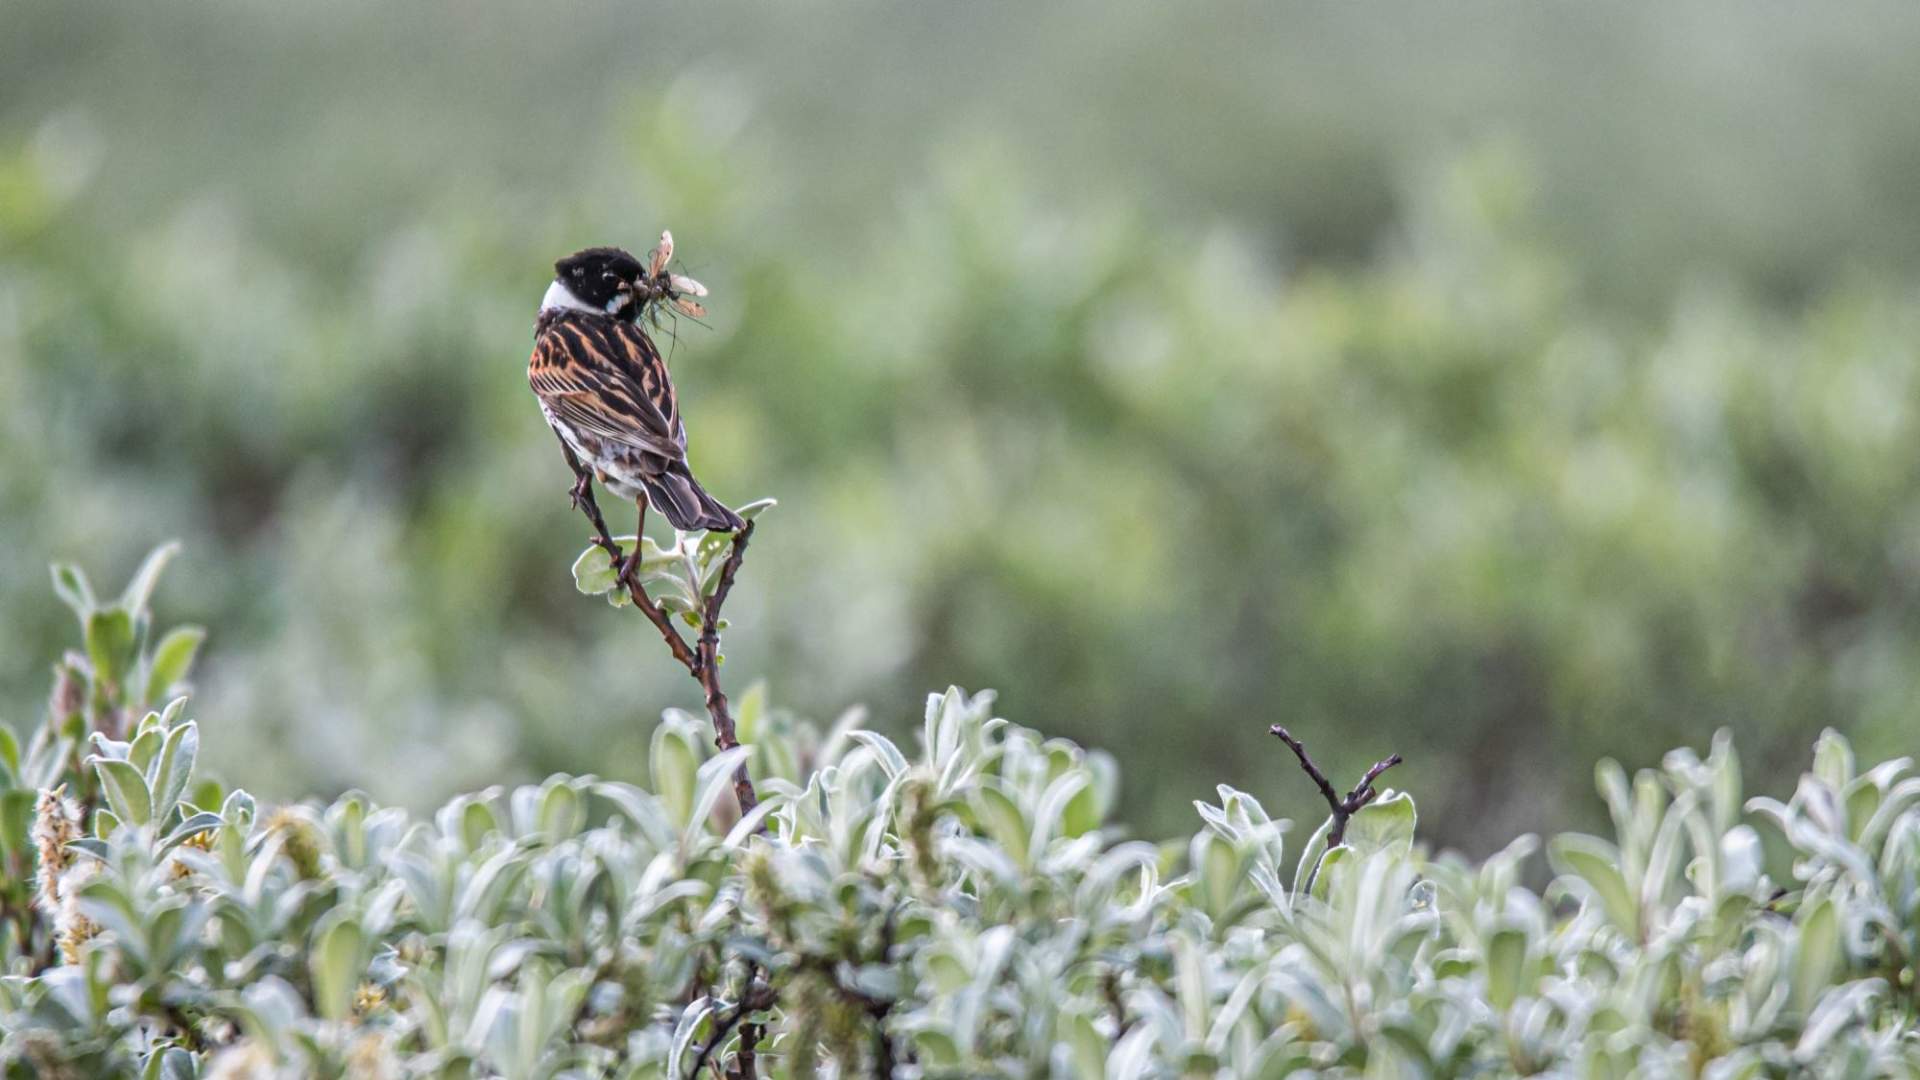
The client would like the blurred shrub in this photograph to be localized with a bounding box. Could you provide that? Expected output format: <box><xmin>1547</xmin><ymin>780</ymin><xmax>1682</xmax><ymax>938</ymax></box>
<box><xmin>4</xmin><ymin>53</ymin><xmax>1920</xmax><ymax>850</ymax></box>
<box><xmin>7</xmin><ymin>551</ymin><xmax>1920</xmax><ymax>1076</ymax></box>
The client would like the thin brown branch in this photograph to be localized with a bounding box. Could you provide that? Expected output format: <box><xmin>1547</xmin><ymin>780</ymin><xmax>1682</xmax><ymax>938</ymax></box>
<box><xmin>562</xmin><ymin>454</ymin><xmax>700</xmax><ymax>674</ymax></box>
<box><xmin>1268</xmin><ymin>725</ymin><xmax>1402</xmax><ymax>847</ymax></box>
<box><xmin>696</xmin><ymin>521</ymin><xmax>757</xmax><ymax>815</ymax></box>
<box><xmin>556</xmin><ymin>440</ymin><xmax>760</xmax><ymax>816</ymax></box>
<box><xmin>734</xmin><ymin>1020</ymin><xmax>763</xmax><ymax>1080</ymax></box>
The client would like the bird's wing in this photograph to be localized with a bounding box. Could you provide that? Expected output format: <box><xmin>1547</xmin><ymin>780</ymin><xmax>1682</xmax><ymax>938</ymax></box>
<box><xmin>528</xmin><ymin>314</ymin><xmax>687</xmax><ymax>460</ymax></box>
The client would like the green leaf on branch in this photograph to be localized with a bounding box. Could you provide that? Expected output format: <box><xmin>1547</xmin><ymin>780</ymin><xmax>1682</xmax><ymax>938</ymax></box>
<box><xmin>652</xmin><ymin>720</ymin><xmax>701</xmax><ymax>829</ymax></box>
<box><xmin>143</xmin><ymin>626</ymin><xmax>205</xmax><ymax>705</ymax></box>
<box><xmin>1342</xmin><ymin>792</ymin><xmax>1416</xmax><ymax>857</ymax></box>
<box><xmin>145</xmin><ymin>720</ymin><xmax>199</xmax><ymax>823</ymax></box>
<box><xmin>86</xmin><ymin>607</ymin><xmax>137</xmax><ymax>688</ymax></box>
<box><xmin>573</xmin><ymin>536</ymin><xmax>675</xmax><ymax>596</ymax></box>
<box><xmin>571</xmin><ymin>546</ymin><xmax>619</xmax><ymax>596</ymax></box>
<box><xmin>312</xmin><ymin>913</ymin><xmax>367</xmax><ymax>1021</ymax></box>
<box><xmin>1550</xmin><ymin>833</ymin><xmax>1639</xmax><ymax>939</ymax></box>
<box><xmin>91</xmin><ymin>757</ymin><xmax>153</xmax><ymax>827</ymax></box>
<box><xmin>119</xmin><ymin>541</ymin><xmax>182</xmax><ymax>616</ymax></box>
<box><xmin>51</xmin><ymin>563</ymin><xmax>96</xmax><ymax>621</ymax></box>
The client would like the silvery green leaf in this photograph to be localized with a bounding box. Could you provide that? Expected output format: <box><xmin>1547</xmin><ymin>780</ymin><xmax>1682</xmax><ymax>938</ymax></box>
<box><xmin>1794</xmin><ymin>979</ymin><xmax>1884</xmax><ymax>1063</ymax></box>
<box><xmin>668</xmin><ymin>997</ymin><xmax>715</xmax><ymax>1079</ymax></box>
<box><xmin>735</xmin><ymin>497</ymin><xmax>776</xmax><ymax>521</ymax></box>
<box><xmin>1790</xmin><ymin>895</ymin><xmax>1840</xmax><ymax>1015</ymax></box>
<box><xmin>50</xmin><ymin>562</ymin><xmax>96</xmax><ymax>619</ymax></box>
<box><xmin>35</xmin><ymin>967</ymin><xmax>95</xmax><ymax>1025</ymax></box>
<box><xmin>88</xmin><ymin>731</ymin><xmax>131</xmax><ymax>761</ymax></box>
<box><xmin>722</xmin><ymin>796</ymin><xmax>783</xmax><ymax>847</ymax></box>
<box><xmin>1549</xmin><ymin>834</ymin><xmax>1637</xmax><ymax>938</ymax></box>
<box><xmin>160</xmin><ymin>811</ymin><xmax>223</xmax><ymax>854</ymax></box>
<box><xmin>1191</xmin><ymin>831</ymin><xmax>1238</xmax><ymax>918</ymax></box>
<box><xmin>1860</xmin><ymin>776</ymin><xmax>1920</xmax><ymax>853</ymax></box>
<box><xmin>1485</xmin><ymin>926</ymin><xmax>1529</xmax><ymax>1011</ymax></box>
<box><xmin>733</xmin><ymin>680</ymin><xmax>767</xmax><ymax>745</ymax></box>
<box><xmin>945</xmin><ymin>835</ymin><xmax>1019</xmax><ymax>889</ymax></box>
<box><xmin>143</xmin><ymin>626</ymin><xmax>204</xmax><ymax>705</ymax></box>
<box><xmin>1641</xmin><ymin>788</ymin><xmax>1694</xmax><ymax>910</ymax></box>
<box><xmin>1595</xmin><ymin>758</ymin><xmax>1634</xmax><ymax>845</ymax></box>
<box><xmin>1343</xmin><ymin>791</ymin><xmax>1416</xmax><ymax>856</ymax></box>
<box><xmin>1202</xmin><ymin>966</ymin><xmax>1266</xmax><ymax>1053</ymax></box>
<box><xmin>1812</xmin><ymin>729</ymin><xmax>1854</xmax><ymax>794</ymax></box>
<box><xmin>571</xmin><ymin>545</ymin><xmax>618</xmax><ymax>595</ymax></box>
<box><xmin>1107</xmin><ymin>1024</ymin><xmax>1160</xmax><ymax>1080</ymax></box>
<box><xmin>536</xmin><ymin>776</ymin><xmax>584</xmax><ymax>841</ymax></box>
<box><xmin>1293</xmin><ymin>815</ymin><xmax>1333</xmax><ymax>897</ymax></box>
<box><xmin>143</xmin><ymin>1047</ymin><xmax>194</xmax><ymax>1080</ymax></box>
<box><xmin>85</xmin><ymin>607</ymin><xmax>136</xmax><ymax>686</ymax></box>
<box><xmin>1702</xmin><ymin>1049</ymin><xmax>1767</xmax><ymax>1080</ymax></box>
<box><xmin>127</xmin><ymin>723</ymin><xmax>164</xmax><ymax>773</ymax></box>
<box><xmin>1720</xmin><ymin>825</ymin><xmax>1762</xmax><ymax>895</ymax></box>
<box><xmin>850</xmin><ymin>730</ymin><xmax>909</xmax><ymax>780</ymax></box>
<box><xmin>144</xmin><ymin>720</ymin><xmax>198</xmax><ymax>823</ymax></box>
<box><xmin>651</xmin><ymin>722</ymin><xmax>702</xmax><ymax>830</ymax></box>
<box><xmin>76</xmin><ymin>879</ymin><xmax>145</xmax><ymax>956</ymax></box>
<box><xmin>458</xmin><ymin>842</ymin><xmax>533</xmax><ymax>924</ymax></box>
<box><xmin>1060</xmin><ymin>1009</ymin><xmax>1106</xmax><ymax>1080</ymax></box>
<box><xmin>91</xmin><ymin>756</ymin><xmax>152</xmax><ymax>827</ymax></box>
<box><xmin>972</xmin><ymin>783</ymin><xmax>1029</xmax><ymax>868</ymax></box>
<box><xmin>686</xmin><ymin>745</ymin><xmax>754</xmax><ymax>840</ymax></box>
<box><xmin>1707</xmin><ymin>729</ymin><xmax>1742</xmax><ymax>834</ymax></box>
<box><xmin>592</xmin><ymin>781</ymin><xmax>675</xmax><ymax>850</ymax></box>
<box><xmin>119</xmin><ymin>541</ymin><xmax>181</xmax><ymax>615</ymax></box>
<box><xmin>842</xmin><ymin>961</ymin><xmax>901</xmax><ymax>1002</ymax></box>
<box><xmin>1031</xmin><ymin>769</ymin><xmax>1089</xmax><ymax>854</ymax></box>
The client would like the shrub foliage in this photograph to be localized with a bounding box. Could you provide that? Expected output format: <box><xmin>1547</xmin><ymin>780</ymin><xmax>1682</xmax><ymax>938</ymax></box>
<box><xmin>5</xmin><ymin>552</ymin><xmax>1920</xmax><ymax>1077</ymax></box>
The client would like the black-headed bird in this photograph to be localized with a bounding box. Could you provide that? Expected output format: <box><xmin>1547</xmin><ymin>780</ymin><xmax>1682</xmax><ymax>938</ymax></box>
<box><xmin>528</xmin><ymin>239</ymin><xmax>743</xmax><ymax>549</ymax></box>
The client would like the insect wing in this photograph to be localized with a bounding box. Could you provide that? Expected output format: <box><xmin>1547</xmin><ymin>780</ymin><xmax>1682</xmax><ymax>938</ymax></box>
<box><xmin>649</xmin><ymin>230</ymin><xmax>674</xmax><ymax>277</ymax></box>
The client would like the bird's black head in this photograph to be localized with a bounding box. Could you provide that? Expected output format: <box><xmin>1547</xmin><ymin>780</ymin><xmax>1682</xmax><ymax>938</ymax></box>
<box><xmin>555</xmin><ymin>247</ymin><xmax>646</xmax><ymax>313</ymax></box>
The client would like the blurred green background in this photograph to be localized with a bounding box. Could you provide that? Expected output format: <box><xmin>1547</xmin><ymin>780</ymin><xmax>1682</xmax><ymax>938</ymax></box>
<box><xmin>5</xmin><ymin>2</ymin><xmax>1920</xmax><ymax>853</ymax></box>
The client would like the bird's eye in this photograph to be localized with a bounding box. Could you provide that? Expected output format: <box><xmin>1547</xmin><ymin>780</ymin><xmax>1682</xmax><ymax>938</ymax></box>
<box><xmin>571</xmin><ymin>267</ymin><xmax>585</xmax><ymax>278</ymax></box>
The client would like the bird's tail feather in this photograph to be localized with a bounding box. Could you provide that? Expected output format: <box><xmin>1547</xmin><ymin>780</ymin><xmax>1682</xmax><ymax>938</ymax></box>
<box><xmin>643</xmin><ymin>467</ymin><xmax>745</xmax><ymax>533</ymax></box>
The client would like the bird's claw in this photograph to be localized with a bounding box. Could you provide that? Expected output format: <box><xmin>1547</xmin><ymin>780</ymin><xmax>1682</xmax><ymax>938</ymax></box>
<box><xmin>616</xmin><ymin>550</ymin><xmax>645</xmax><ymax>586</ymax></box>
<box><xmin>568</xmin><ymin>473</ymin><xmax>592</xmax><ymax>511</ymax></box>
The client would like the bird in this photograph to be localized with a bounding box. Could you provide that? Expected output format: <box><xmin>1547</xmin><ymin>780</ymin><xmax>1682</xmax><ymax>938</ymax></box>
<box><xmin>528</xmin><ymin>241</ymin><xmax>744</xmax><ymax>555</ymax></box>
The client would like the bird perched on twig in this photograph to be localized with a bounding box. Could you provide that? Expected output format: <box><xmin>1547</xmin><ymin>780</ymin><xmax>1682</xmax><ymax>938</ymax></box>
<box><xmin>528</xmin><ymin>236</ymin><xmax>743</xmax><ymax>554</ymax></box>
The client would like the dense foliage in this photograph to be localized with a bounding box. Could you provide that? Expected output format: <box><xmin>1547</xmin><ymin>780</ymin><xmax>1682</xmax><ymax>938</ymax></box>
<box><xmin>9</xmin><ymin>8</ymin><xmax>1920</xmax><ymax>849</ymax></box>
<box><xmin>6</xmin><ymin>551</ymin><xmax>1920</xmax><ymax>1077</ymax></box>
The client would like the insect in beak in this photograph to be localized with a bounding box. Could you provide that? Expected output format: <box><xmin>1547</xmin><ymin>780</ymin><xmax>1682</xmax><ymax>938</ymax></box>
<box><xmin>649</xmin><ymin>231</ymin><xmax>673</xmax><ymax>278</ymax></box>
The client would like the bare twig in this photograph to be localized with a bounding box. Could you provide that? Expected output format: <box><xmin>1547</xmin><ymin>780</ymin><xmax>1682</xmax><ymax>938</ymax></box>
<box><xmin>1268</xmin><ymin>725</ymin><xmax>1402</xmax><ymax>847</ymax></box>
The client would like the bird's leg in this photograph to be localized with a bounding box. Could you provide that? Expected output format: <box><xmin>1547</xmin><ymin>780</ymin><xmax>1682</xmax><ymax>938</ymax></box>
<box><xmin>551</xmin><ymin>430</ymin><xmax>594</xmax><ymax>512</ymax></box>
<box><xmin>553</xmin><ymin>433</ymin><xmax>620</xmax><ymax>555</ymax></box>
<box><xmin>619</xmin><ymin>497</ymin><xmax>650</xmax><ymax>585</ymax></box>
